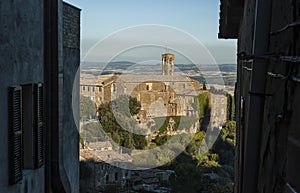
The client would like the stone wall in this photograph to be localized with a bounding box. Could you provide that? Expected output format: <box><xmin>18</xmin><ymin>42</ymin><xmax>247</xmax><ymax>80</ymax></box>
<box><xmin>210</xmin><ymin>93</ymin><xmax>227</xmax><ymax>128</ymax></box>
<box><xmin>63</xmin><ymin>2</ymin><xmax>80</xmax><ymax>49</ymax></box>
<box><xmin>131</xmin><ymin>82</ymin><xmax>181</xmax><ymax>117</ymax></box>
<box><xmin>62</xmin><ymin>2</ymin><xmax>81</xmax><ymax>193</ymax></box>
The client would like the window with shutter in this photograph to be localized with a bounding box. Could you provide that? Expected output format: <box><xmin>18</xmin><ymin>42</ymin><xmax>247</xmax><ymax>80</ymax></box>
<box><xmin>22</xmin><ymin>83</ymin><xmax>44</xmax><ymax>170</ymax></box>
<box><xmin>22</xmin><ymin>84</ymin><xmax>35</xmax><ymax>169</ymax></box>
<box><xmin>8</xmin><ymin>86</ymin><xmax>23</xmax><ymax>185</ymax></box>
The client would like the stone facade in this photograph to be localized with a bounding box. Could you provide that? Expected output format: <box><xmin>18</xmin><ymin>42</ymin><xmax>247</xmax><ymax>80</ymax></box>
<box><xmin>114</xmin><ymin>74</ymin><xmax>200</xmax><ymax>118</ymax></box>
<box><xmin>80</xmin><ymin>54</ymin><xmax>203</xmax><ymax>119</ymax></box>
<box><xmin>80</xmin><ymin>148</ymin><xmax>132</xmax><ymax>193</ymax></box>
<box><xmin>80</xmin><ymin>73</ymin><xmax>202</xmax><ymax>119</ymax></box>
<box><xmin>62</xmin><ymin>2</ymin><xmax>81</xmax><ymax>193</ymax></box>
<box><xmin>162</xmin><ymin>53</ymin><xmax>175</xmax><ymax>75</ymax></box>
<box><xmin>63</xmin><ymin>3</ymin><xmax>80</xmax><ymax>49</ymax></box>
<box><xmin>210</xmin><ymin>93</ymin><xmax>227</xmax><ymax>129</ymax></box>
<box><xmin>80</xmin><ymin>148</ymin><xmax>173</xmax><ymax>193</ymax></box>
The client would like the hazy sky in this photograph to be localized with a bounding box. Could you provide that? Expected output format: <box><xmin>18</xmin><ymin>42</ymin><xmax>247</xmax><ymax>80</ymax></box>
<box><xmin>66</xmin><ymin>0</ymin><xmax>237</xmax><ymax>64</ymax></box>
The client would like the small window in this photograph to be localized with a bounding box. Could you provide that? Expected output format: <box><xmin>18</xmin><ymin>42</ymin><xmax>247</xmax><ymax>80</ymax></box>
<box><xmin>146</xmin><ymin>85</ymin><xmax>150</xmax><ymax>91</ymax></box>
<box><xmin>83</xmin><ymin>86</ymin><xmax>85</xmax><ymax>91</ymax></box>
<box><xmin>112</xmin><ymin>84</ymin><xmax>116</xmax><ymax>93</ymax></box>
<box><xmin>115</xmin><ymin>172</ymin><xmax>118</xmax><ymax>181</ymax></box>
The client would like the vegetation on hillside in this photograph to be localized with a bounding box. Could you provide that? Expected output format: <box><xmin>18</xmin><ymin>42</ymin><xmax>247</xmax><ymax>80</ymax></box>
<box><xmin>80</xmin><ymin>92</ymin><xmax>236</xmax><ymax>193</ymax></box>
<box><xmin>226</xmin><ymin>93</ymin><xmax>235</xmax><ymax>121</ymax></box>
<box><xmin>169</xmin><ymin>121</ymin><xmax>236</xmax><ymax>193</ymax></box>
<box><xmin>96</xmin><ymin>95</ymin><xmax>147</xmax><ymax>149</ymax></box>
<box><xmin>80</xmin><ymin>95</ymin><xmax>96</xmax><ymax>118</ymax></box>
<box><xmin>197</xmin><ymin>92</ymin><xmax>210</xmax><ymax>118</ymax></box>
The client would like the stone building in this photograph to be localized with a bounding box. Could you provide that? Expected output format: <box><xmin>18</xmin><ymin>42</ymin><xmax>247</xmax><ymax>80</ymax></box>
<box><xmin>210</xmin><ymin>93</ymin><xmax>228</xmax><ymax>129</ymax></box>
<box><xmin>162</xmin><ymin>53</ymin><xmax>175</xmax><ymax>75</ymax></box>
<box><xmin>219</xmin><ymin>0</ymin><xmax>300</xmax><ymax>192</ymax></box>
<box><xmin>80</xmin><ymin>74</ymin><xmax>117</xmax><ymax>106</ymax></box>
<box><xmin>113</xmin><ymin>74</ymin><xmax>200</xmax><ymax>118</ymax></box>
<box><xmin>80</xmin><ymin>53</ymin><xmax>203</xmax><ymax>119</ymax></box>
<box><xmin>80</xmin><ymin>148</ymin><xmax>132</xmax><ymax>192</ymax></box>
<box><xmin>80</xmin><ymin>74</ymin><xmax>102</xmax><ymax>102</ymax></box>
<box><xmin>87</xmin><ymin>141</ymin><xmax>113</xmax><ymax>151</ymax></box>
<box><xmin>0</xmin><ymin>1</ymin><xmax>80</xmax><ymax>193</ymax></box>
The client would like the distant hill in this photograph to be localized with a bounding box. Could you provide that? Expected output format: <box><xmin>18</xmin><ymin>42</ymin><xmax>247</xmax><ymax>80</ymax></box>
<box><xmin>176</xmin><ymin>63</ymin><xmax>237</xmax><ymax>73</ymax></box>
<box><xmin>80</xmin><ymin>61</ymin><xmax>237</xmax><ymax>86</ymax></box>
<box><xmin>81</xmin><ymin>61</ymin><xmax>237</xmax><ymax>73</ymax></box>
<box><xmin>218</xmin><ymin>64</ymin><xmax>237</xmax><ymax>72</ymax></box>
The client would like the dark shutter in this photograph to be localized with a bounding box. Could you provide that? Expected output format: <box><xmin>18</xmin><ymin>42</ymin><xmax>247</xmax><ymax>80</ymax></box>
<box><xmin>34</xmin><ymin>83</ymin><xmax>44</xmax><ymax>168</ymax></box>
<box><xmin>8</xmin><ymin>86</ymin><xmax>23</xmax><ymax>185</ymax></box>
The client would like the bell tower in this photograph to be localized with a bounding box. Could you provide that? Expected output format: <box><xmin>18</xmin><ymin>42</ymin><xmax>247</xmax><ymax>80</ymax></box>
<box><xmin>162</xmin><ymin>53</ymin><xmax>175</xmax><ymax>75</ymax></box>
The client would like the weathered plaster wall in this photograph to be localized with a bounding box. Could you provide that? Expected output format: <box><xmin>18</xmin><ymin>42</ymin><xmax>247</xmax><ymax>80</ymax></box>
<box><xmin>0</xmin><ymin>0</ymin><xmax>44</xmax><ymax>193</ymax></box>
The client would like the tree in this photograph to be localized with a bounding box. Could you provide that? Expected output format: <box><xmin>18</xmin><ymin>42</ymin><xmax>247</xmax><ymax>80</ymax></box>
<box><xmin>169</xmin><ymin>163</ymin><xmax>203</xmax><ymax>193</ymax></box>
<box><xmin>154</xmin><ymin>135</ymin><xmax>171</xmax><ymax>146</ymax></box>
<box><xmin>203</xmin><ymin>83</ymin><xmax>207</xmax><ymax>90</ymax></box>
<box><xmin>80</xmin><ymin>122</ymin><xmax>106</xmax><ymax>142</ymax></box>
<box><xmin>226</xmin><ymin>93</ymin><xmax>235</xmax><ymax>121</ymax></box>
<box><xmin>97</xmin><ymin>95</ymin><xmax>147</xmax><ymax>150</ymax></box>
<box><xmin>129</xmin><ymin>96</ymin><xmax>141</xmax><ymax>115</ymax></box>
<box><xmin>197</xmin><ymin>92</ymin><xmax>210</xmax><ymax>118</ymax></box>
<box><xmin>186</xmin><ymin>131</ymin><xmax>206</xmax><ymax>157</ymax></box>
<box><xmin>212</xmin><ymin>121</ymin><xmax>236</xmax><ymax>166</ymax></box>
<box><xmin>133</xmin><ymin>134</ymin><xmax>148</xmax><ymax>149</ymax></box>
<box><xmin>80</xmin><ymin>95</ymin><xmax>96</xmax><ymax>118</ymax></box>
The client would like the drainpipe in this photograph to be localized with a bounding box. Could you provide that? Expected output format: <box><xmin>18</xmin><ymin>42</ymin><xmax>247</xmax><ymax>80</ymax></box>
<box><xmin>44</xmin><ymin>0</ymin><xmax>71</xmax><ymax>192</ymax></box>
<box><xmin>242</xmin><ymin>0</ymin><xmax>273</xmax><ymax>192</ymax></box>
